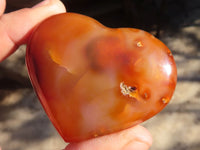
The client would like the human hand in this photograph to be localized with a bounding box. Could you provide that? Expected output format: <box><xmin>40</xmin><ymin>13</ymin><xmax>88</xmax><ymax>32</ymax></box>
<box><xmin>0</xmin><ymin>0</ymin><xmax>66</xmax><ymax>61</ymax></box>
<box><xmin>64</xmin><ymin>125</ymin><xmax>152</xmax><ymax>150</ymax></box>
<box><xmin>0</xmin><ymin>0</ymin><xmax>152</xmax><ymax>149</ymax></box>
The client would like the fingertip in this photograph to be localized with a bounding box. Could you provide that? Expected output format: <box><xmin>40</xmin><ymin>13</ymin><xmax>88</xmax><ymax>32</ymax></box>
<box><xmin>64</xmin><ymin>125</ymin><xmax>152</xmax><ymax>150</ymax></box>
<box><xmin>0</xmin><ymin>0</ymin><xmax>66</xmax><ymax>61</ymax></box>
<box><xmin>0</xmin><ymin>0</ymin><xmax>6</xmax><ymax>15</ymax></box>
<box><xmin>32</xmin><ymin>0</ymin><xmax>51</xmax><ymax>8</ymax></box>
<box><xmin>32</xmin><ymin>0</ymin><xmax>66</xmax><ymax>14</ymax></box>
<box><xmin>128</xmin><ymin>125</ymin><xmax>153</xmax><ymax>147</ymax></box>
<box><xmin>122</xmin><ymin>125</ymin><xmax>153</xmax><ymax>150</ymax></box>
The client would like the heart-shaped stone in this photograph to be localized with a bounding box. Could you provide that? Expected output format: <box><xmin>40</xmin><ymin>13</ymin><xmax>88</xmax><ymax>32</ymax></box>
<box><xmin>26</xmin><ymin>13</ymin><xmax>177</xmax><ymax>142</ymax></box>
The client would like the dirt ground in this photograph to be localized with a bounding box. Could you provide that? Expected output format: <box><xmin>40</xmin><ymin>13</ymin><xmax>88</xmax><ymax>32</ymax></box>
<box><xmin>0</xmin><ymin>0</ymin><xmax>200</xmax><ymax>150</ymax></box>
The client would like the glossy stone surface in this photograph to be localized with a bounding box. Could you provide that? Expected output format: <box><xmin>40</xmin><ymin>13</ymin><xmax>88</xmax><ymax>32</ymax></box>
<box><xmin>26</xmin><ymin>13</ymin><xmax>177</xmax><ymax>142</ymax></box>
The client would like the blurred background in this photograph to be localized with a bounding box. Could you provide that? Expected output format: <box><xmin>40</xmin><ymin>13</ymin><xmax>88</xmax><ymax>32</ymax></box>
<box><xmin>0</xmin><ymin>0</ymin><xmax>200</xmax><ymax>149</ymax></box>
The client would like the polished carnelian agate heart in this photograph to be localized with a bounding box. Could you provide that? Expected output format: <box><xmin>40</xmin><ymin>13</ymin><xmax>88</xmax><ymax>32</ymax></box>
<box><xmin>26</xmin><ymin>13</ymin><xmax>177</xmax><ymax>142</ymax></box>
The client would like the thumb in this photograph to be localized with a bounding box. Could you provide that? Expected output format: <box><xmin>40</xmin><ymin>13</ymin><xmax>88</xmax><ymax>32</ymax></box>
<box><xmin>65</xmin><ymin>125</ymin><xmax>152</xmax><ymax>150</ymax></box>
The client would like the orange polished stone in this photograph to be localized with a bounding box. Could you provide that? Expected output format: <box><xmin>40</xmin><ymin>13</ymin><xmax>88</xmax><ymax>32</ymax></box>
<box><xmin>26</xmin><ymin>13</ymin><xmax>177</xmax><ymax>142</ymax></box>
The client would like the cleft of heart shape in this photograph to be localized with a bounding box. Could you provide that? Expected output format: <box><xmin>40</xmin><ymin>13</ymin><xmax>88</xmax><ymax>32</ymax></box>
<box><xmin>26</xmin><ymin>13</ymin><xmax>177</xmax><ymax>142</ymax></box>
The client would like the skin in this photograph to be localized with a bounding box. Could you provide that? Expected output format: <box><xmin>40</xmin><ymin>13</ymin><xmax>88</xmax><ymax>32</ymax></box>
<box><xmin>0</xmin><ymin>0</ymin><xmax>152</xmax><ymax>149</ymax></box>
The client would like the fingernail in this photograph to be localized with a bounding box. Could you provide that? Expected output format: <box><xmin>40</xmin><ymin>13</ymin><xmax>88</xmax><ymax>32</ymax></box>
<box><xmin>123</xmin><ymin>141</ymin><xmax>150</xmax><ymax>150</ymax></box>
<box><xmin>32</xmin><ymin>0</ymin><xmax>50</xmax><ymax>8</ymax></box>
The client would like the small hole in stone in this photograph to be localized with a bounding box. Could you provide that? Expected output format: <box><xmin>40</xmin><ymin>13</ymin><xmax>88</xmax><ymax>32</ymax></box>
<box><xmin>137</xmin><ymin>41</ymin><xmax>143</xmax><ymax>47</ymax></box>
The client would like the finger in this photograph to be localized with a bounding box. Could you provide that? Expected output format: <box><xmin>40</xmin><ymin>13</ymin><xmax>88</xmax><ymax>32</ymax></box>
<box><xmin>65</xmin><ymin>125</ymin><xmax>152</xmax><ymax>150</ymax></box>
<box><xmin>0</xmin><ymin>0</ymin><xmax>6</xmax><ymax>15</ymax></box>
<box><xmin>0</xmin><ymin>0</ymin><xmax>66</xmax><ymax>61</ymax></box>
